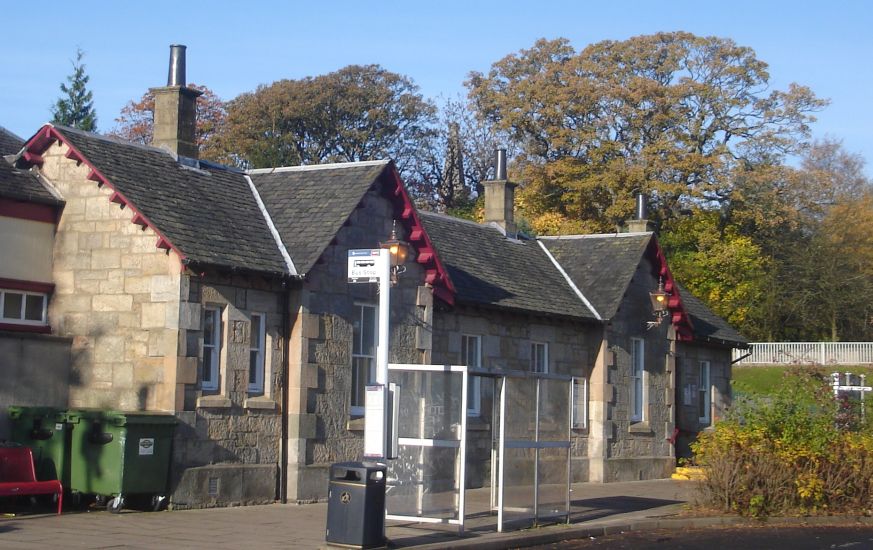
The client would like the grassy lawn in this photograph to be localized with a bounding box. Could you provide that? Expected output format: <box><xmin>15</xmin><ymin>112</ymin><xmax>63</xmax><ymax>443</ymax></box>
<box><xmin>732</xmin><ymin>364</ymin><xmax>873</xmax><ymax>396</ymax></box>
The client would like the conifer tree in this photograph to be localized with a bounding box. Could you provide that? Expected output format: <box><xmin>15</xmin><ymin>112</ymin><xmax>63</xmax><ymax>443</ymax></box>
<box><xmin>51</xmin><ymin>48</ymin><xmax>97</xmax><ymax>131</ymax></box>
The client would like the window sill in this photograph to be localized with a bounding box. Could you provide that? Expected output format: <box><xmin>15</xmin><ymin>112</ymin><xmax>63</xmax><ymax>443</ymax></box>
<box><xmin>347</xmin><ymin>417</ymin><xmax>365</xmax><ymax>432</ymax></box>
<box><xmin>197</xmin><ymin>395</ymin><xmax>232</xmax><ymax>409</ymax></box>
<box><xmin>244</xmin><ymin>397</ymin><xmax>276</xmax><ymax>411</ymax></box>
<box><xmin>0</xmin><ymin>323</ymin><xmax>51</xmax><ymax>334</ymax></box>
<box><xmin>571</xmin><ymin>426</ymin><xmax>589</xmax><ymax>435</ymax></box>
<box><xmin>628</xmin><ymin>421</ymin><xmax>653</xmax><ymax>434</ymax></box>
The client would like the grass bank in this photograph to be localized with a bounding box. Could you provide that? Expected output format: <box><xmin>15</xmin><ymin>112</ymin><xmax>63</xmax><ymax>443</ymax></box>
<box><xmin>733</xmin><ymin>364</ymin><xmax>873</xmax><ymax>396</ymax></box>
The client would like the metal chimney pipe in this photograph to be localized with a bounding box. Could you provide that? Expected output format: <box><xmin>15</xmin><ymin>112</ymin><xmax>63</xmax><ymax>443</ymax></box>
<box><xmin>167</xmin><ymin>45</ymin><xmax>187</xmax><ymax>87</ymax></box>
<box><xmin>495</xmin><ymin>149</ymin><xmax>507</xmax><ymax>180</ymax></box>
<box><xmin>635</xmin><ymin>192</ymin><xmax>647</xmax><ymax>220</ymax></box>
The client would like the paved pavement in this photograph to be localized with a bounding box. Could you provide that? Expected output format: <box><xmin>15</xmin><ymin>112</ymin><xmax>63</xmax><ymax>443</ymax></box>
<box><xmin>0</xmin><ymin>479</ymin><xmax>697</xmax><ymax>549</ymax></box>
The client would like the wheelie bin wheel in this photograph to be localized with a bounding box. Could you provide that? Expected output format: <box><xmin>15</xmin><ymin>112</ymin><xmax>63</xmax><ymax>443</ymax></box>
<box><xmin>151</xmin><ymin>495</ymin><xmax>167</xmax><ymax>512</ymax></box>
<box><xmin>107</xmin><ymin>496</ymin><xmax>125</xmax><ymax>513</ymax></box>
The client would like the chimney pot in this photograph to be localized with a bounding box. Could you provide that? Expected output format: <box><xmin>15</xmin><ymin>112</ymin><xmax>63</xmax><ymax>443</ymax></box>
<box><xmin>495</xmin><ymin>148</ymin><xmax>507</xmax><ymax>180</ymax></box>
<box><xmin>167</xmin><ymin>45</ymin><xmax>187</xmax><ymax>87</ymax></box>
<box><xmin>635</xmin><ymin>192</ymin><xmax>647</xmax><ymax>221</ymax></box>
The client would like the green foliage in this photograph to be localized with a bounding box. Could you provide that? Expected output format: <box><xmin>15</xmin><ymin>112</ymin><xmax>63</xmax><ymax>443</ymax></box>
<box><xmin>51</xmin><ymin>48</ymin><xmax>97</xmax><ymax>131</ymax></box>
<box><xmin>211</xmin><ymin>65</ymin><xmax>437</xmax><ymax>178</ymax></box>
<box><xmin>661</xmin><ymin>210</ymin><xmax>771</xmax><ymax>337</ymax></box>
<box><xmin>694</xmin><ymin>368</ymin><xmax>873</xmax><ymax>517</ymax></box>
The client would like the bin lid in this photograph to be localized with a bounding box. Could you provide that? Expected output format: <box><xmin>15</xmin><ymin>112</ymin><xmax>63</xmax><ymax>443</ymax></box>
<box><xmin>66</xmin><ymin>409</ymin><xmax>177</xmax><ymax>426</ymax></box>
<box><xmin>7</xmin><ymin>406</ymin><xmax>68</xmax><ymax>421</ymax></box>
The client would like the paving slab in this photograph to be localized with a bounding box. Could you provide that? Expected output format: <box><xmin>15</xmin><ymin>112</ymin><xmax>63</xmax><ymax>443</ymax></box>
<box><xmin>0</xmin><ymin>479</ymin><xmax>697</xmax><ymax>549</ymax></box>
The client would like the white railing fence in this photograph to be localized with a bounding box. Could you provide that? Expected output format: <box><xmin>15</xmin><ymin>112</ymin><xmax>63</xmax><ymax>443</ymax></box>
<box><xmin>733</xmin><ymin>342</ymin><xmax>873</xmax><ymax>366</ymax></box>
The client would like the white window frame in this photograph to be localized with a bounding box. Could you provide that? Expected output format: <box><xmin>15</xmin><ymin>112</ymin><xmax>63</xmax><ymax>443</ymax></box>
<box><xmin>248</xmin><ymin>313</ymin><xmax>266</xmax><ymax>394</ymax></box>
<box><xmin>461</xmin><ymin>334</ymin><xmax>482</xmax><ymax>417</ymax></box>
<box><xmin>351</xmin><ymin>303</ymin><xmax>378</xmax><ymax>416</ymax></box>
<box><xmin>531</xmin><ymin>342</ymin><xmax>549</xmax><ymax>374</ymax></box>
<box><xmin>699</xmin><ymin>360</ymin><xmax>712</xmax><ymax>425</ymax></box>
<box><xmin>572</xmin><ymin>376</ymin><xmax>588</xmax><ymax>429</ymax></box>
<box><xmin>630</xmin><ymin>338</ymin><xmax>646</xmax><ymax>422</ymax></box>
<box><xmin>0</xmin><ymin>289</ymin><xmax>48</xmax><ymax>326</ymax></box>
<box><xmin>201</xmin><ymin>306</ymin><xmax>222</xmax><ymax>391</ymax></box>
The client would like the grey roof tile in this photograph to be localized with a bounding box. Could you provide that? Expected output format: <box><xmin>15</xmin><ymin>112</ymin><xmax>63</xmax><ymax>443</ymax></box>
<box><xmin>675</xmin><ymin>283</ymin><xmax>748</xmax><ymax>346</ymax></box>
<box><xmin>53</xmin><ymin>126</ymin><xmax>287</xmax><ymax>275</ymax></box>
<box><xmin>0</xmin><ymin>126</ymin><xmax>62</xmax><ymax>205</ymax></box>
<box><xmin>419</xmin><ymin>212</ymin><xmax>597</xmax><ymax>320</ymax></box>
<box><xmin>539</xmin><ymin>233</ymin><xmax>651</xmax><ymax>320</ymax></box>
<box><xmin>249</xmin><ymin>162</ymin><xmax>390</xmax><ymax>275</ymax></box>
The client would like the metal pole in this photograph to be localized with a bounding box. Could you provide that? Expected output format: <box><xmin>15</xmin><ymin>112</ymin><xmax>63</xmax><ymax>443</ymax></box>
<box><xmin>376</xmin><ymin>249</ymin><xmax>391</xmax><ymax>387</ymax></box>
<box><xmin>497</xmin><ymin>377</ymin><xmax>506</xmax><ymax>533</ymax></box>
<box><xmin>533</xmin><ymin>379</ymin><xmax>540</xmax><ymax>525</ymax></box>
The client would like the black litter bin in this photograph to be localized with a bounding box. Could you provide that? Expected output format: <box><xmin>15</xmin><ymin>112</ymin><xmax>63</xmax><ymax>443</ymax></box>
<box><xmin>325</xmin><ymin>461</ymin><xmax>387</xmax><ymax>549</ymax></box>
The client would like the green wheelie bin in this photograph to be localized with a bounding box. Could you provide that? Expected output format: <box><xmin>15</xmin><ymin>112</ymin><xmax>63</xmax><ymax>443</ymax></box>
<box><xmin>67</xmin><ymin>409</ymin><xmax>177</xmax><ymax>513</ymax></box>
<box><xmin>7</xmin><ymin>406</ymin><xmax>71</xmax><ymax>485</ymax></box>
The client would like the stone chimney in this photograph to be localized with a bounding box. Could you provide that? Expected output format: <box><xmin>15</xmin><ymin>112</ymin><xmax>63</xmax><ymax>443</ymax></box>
<box><xmin>483</xmin><ymin>149</ymin><xmax>517</xmax><ymax>235</ymax></box>
<box><xmin>150</xmin><ymin>45</ymin><xmax>202</xmax><ymax>159</ymax></box>
<box><xmin>626</xmin><ymin>192</ymin><xmax>656</xmax><ymax>233</ymax></box>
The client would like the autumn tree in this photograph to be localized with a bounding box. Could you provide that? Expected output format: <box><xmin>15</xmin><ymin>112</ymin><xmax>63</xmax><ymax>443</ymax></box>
<box><xmin>51</xmin><ymin>48</ymin><xmax>97</xmax><ymax>131</ymax></box>
<box><xmin>467</xmin><ymin>33</ymin><xmax>827</xmax><ymax>232</ymax></box>
<box><xmin>211</xmin><ymin>65</ymin><xmax>438</xmax><ymax>178</ymax></box>
<box><xmin>111</xmin><ymin>84</ymin><xmax>227</xmax><ymax>161</ymax></box>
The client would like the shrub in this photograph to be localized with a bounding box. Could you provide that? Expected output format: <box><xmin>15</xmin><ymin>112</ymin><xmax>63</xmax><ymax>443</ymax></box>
<box><xmin>693</xmin><ymin>366</ymin><xmax>873</xmax><ymax>517</ymax></box>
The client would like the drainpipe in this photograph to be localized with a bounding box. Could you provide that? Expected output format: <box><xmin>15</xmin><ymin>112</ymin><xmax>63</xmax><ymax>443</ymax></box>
<box><xmin>280</xmin><ymin>280</ymin><xmax>291</xmax><ymax>503</ymax></box>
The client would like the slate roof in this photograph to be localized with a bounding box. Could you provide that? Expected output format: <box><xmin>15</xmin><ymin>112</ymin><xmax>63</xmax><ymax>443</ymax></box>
<box><xmin>51</xmin><ymin>126</ymin><xmax>287</xmax><ymax>275</ymax></box>
<box><xmin>539</xmin><ymin>233</ymin><xmax>652</xmax><ymax>320</ymax></box>
<box><xmin>418</xmin><ymin>212</ymin><xmax>597</xmax><ymax>320</ymax></box>
<box><xmin>675</xmin><ymin>283</ymin><xmax>748</xmax><ymax>346</ymax></box>
<box><xmin>0</xmin><ymin>126</ymin><xmax>62</xmax><ymax>205</ymax></box>
<box><xmin>249</xmin><ymin>161</ymin><xmax>390</xmax><ymax>275</ymax></box>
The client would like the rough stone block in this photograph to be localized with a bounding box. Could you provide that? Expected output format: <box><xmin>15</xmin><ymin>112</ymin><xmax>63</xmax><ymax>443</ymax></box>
<box><xmin>141</xmin><ymin>302</ymin><xmax>167</xmax><ymax>328</ymax></box>
<box><xmin>177</xmin><ymin>356</ymin><xmax>198</xmax><ymax>385</ymax></box>
<box><xmin>93</xmin><ymin>336</ymin><xmax>125</xmax><ymax>363</ymax></box>
<box><xmin>93</xmin><ymin>294</ymin><xmax>133</xmax><ymax>312</ymax></box>
<box><xmin>151</xmin><ymin>275</ymin><xmax>178</xmax><ymax>302</ymax></box>
<box><xmin>301</xmin><ymin>313</ymin><xmax>320</xmax><ymax>340</ymax></box>
<box><xmin>91</xmin><ymin>249</ymin><xmax>121</xmax><ymax>269</ymax></box>
<box><xmin>148</xmin><ymin>329</ymin><xmax>176</xmax><ymax>357</ymax></box>
<box><xmin>415</xmin><ymin>285</ymin><xmax>433</xmax><ymax>307</ymax></box>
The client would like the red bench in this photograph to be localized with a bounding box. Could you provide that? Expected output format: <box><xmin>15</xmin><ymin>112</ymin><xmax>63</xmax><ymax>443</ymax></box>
<box><xmin>0</xmin><ymin>446</ymin><xmax>63</xmax><ymax>514</ymax></box>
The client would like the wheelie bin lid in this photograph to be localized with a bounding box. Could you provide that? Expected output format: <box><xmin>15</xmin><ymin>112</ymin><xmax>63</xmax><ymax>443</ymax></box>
<box><xmin>7</xmin><ymin>406</ymin><xmax>69</xmax><ymax>422</ymax></box>
<box><xmin>66</xmin><ymin>409</ymin><xmax>177</xmax><ymax>426</ymax></box>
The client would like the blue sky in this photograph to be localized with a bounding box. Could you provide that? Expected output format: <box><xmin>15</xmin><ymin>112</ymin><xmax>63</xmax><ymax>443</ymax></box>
<box><xmin>2</xmin><ymin>1</ymin><xmax>870</xmax><ymax>173</ymax></box>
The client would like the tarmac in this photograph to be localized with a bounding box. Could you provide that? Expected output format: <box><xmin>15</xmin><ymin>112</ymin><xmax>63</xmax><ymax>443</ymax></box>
<box><xmin>0</xmin><ymin>479</ymin><xmax>703</xmax><ymax>549</ymax></box>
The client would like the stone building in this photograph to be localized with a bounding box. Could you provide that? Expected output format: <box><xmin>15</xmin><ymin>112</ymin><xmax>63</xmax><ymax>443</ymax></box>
<box><xmin>0</xmin><ymin>127</ymin><xmax>70</xmax><ymax>438</ymax></box>
<box><xmin>0</xmin><ymin>47</ymin><xmax>745</xmax><ymax>508</ymax></box>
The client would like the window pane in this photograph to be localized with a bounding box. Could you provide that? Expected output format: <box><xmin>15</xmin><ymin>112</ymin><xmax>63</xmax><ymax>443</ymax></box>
<box><xmin>249</xmin><ymin>350</ymin><xmax>259</xmax><ymax>384</ymax></box>
<box><xmin>3</xmin><ymin>292</ymin><xmax>23</xmax><ymax>320</ymax></box>
<box><xmin>204</xmin><ymin>310</ymin><xmax>216</xmax><ymax>345</ymax></box>
<box><xmin>203</xmin><ymin>351</ymin><xmax>214</xmax><ymax>383</ymax></box>
<box><xmin>352</xmin><ymin>356</ymin><xmax>373</xmax><ymax>408</ymax></box>
<box><xmin>250</xmin><ymin>315</ymin><xmax>261</xmax><ymax>348</ymax></box>
<box><xmin>24</xmin><ymin>295</ymin><xmax>44</xmax><ymax>321</ymax></box>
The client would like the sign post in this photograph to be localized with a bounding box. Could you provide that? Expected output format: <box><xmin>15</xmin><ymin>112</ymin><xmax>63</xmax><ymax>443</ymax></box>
<box><xmin>348</xmin><ymin>249</ymin><xmax>394</xmax><ymax>459</ymax></box>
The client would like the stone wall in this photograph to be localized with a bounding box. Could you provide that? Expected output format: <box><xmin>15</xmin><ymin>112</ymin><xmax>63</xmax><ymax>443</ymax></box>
<box><xmin>599</xmin><ymin>258</ymin><xmax>675</xmax><ymax>482</ymax></box>
<box><xmin>431</xmin><ymin>305</ymin><xmax>598</xmax><ymax>486</ymax></box>
<box><xmin>40</xmin><ymin>142</ymin><xmax>183</xmax><ymax>412</ymax></box>
<box><xmin>171</xmin><ymin>273</ymin><xmax>286</xmax><ymax>508</ymax></box>
<box><xmin>674</xmin><ymin>342</ymin><xmax>733</xmax><ymax>459</ymax></box>
<box><xmin>0</xmin><ymin>332</ymin><xmax>71</xmax><ymax>439</ymax></box>
<box><xmin>285</xmin><ymin>181</ymin><xmax>430</xmax><ymax>502</ymax></box>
